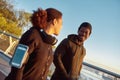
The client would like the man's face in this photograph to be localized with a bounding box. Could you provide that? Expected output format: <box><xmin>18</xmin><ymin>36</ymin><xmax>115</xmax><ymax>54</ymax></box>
<box><xmin>78</xmin><ymin>27</ymin><xmax>91</xmax><ymax>42</ymax></box>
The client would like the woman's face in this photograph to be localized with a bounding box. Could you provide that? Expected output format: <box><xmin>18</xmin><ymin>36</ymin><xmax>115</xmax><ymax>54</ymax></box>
<box><xmin>54</xmin><ymin>18</ymin><xmax>63</xmax><ymax>36</ymax></box>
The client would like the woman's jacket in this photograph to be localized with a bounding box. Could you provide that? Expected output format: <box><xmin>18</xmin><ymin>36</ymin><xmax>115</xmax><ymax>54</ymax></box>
<box><xmin>5</xmin><ymin>27</ymin><xmax>53</xmax><ymax>80</ymax></box>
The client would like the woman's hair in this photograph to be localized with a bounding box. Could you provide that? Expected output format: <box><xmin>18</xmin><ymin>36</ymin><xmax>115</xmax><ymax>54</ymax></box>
<box><xmin>31</xmin><ymin>8</ymin><xmax>62</xmax><ymax>29</ymax></box>
<box><xmin>78</xmin><ymin>22</ymin><xmax>92</xmax><ymax>35</ymax></box>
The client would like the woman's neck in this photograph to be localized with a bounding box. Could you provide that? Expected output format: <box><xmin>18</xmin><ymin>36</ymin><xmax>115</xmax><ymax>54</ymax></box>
<box><xmin>44</xmin><ymin>26</ymin><xmax>53</xmax><ymax>35</ymax></box>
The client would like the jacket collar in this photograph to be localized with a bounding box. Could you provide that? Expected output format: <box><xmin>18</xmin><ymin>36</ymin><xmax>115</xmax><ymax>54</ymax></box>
<box><xmin>68</xmin><ymin>34</ymin><xmax>83</xmax><ymax>46</ymax></box>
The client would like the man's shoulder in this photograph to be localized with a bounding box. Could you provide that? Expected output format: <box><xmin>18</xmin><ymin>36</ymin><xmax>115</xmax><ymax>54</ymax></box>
<box><xmin>61</xmin><ymin>38</ymin><xmax>69</xmax><ymax>43</ymax></box>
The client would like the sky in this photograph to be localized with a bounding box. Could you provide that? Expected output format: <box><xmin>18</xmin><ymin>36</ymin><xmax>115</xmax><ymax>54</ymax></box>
<box><xmin>13</xmin><ymin>0</ymin><xmax>120</xmax><ymax>74</ymax></box>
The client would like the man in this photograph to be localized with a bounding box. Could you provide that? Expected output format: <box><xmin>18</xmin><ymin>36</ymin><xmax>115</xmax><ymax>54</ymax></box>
<box><xmin>51</xmin><ymin>22</ymin><xmax>92</xmax><ymax>80</ymax></box>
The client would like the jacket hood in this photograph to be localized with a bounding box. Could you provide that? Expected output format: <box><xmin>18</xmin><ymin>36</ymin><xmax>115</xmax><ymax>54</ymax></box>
<box><xmin>68</xmin><ymin>34</ymin><xmax>83</xmax><ymax>46</ymax></box>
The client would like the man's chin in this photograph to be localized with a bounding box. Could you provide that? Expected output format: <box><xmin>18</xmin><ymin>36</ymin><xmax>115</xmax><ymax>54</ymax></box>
<box><xmin>78</xmin><ymin>38</ymin><xmax>84</xmax><ymax>42</ymax></box>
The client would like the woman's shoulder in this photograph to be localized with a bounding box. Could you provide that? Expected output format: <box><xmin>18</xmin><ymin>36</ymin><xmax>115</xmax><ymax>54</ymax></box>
<box><xmin>20</xmin><ymin>27</ymin><xmax>41</xmax><ymax>41</ymax></box>
<box><xmin>23</xmin><ymin>27</ymin><xmax>40</xmax><ymax>37</ymax></box>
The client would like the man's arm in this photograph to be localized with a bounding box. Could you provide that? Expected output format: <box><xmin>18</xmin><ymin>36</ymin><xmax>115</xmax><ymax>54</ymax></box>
<box><xmin>53</xmin><ymin>39</ymin><xmax>69</xmax><ymax>77</ymax></box>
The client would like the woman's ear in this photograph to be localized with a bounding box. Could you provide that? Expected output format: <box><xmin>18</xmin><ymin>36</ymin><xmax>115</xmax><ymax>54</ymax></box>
<box><xmin>53</xmin><ymin>19</ymin><xmax>57</xmax><ymax>25</ymax></box>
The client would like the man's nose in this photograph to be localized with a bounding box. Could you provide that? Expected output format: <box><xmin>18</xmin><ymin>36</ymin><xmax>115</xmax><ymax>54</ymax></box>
<box><xmin>81</xmin><ymin>32</ymin><xmax>85</xmax><ymax>36</ymax></box>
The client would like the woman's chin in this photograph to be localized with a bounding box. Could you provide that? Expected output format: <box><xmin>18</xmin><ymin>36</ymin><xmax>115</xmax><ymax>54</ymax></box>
<box><xmin>54</xmin><ymin>33</ymin><xmax>59</xmax><ymax>36</ymax></box>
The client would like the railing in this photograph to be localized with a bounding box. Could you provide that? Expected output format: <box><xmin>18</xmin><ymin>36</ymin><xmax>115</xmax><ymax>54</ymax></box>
<box><xmin>81</xmin><ymin>62</ymin><xmax>120</xmax><ymax>80</ymax></box>
<box><xmin>0</xmin><ymin>30</ymin><xmax>20</xmax><ymax>56</ymax></box>
<box><xmin>0</xmin><ymin>31</ymin><xmax>20</xmax><ymax>40</ymax></box>
<box><xmin>0</xmin><ymin>30</ymin><xmax>120</xmax><ymax>80</ymax></box>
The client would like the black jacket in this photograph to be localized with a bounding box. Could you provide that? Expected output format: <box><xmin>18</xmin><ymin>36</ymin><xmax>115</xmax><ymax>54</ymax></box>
<box><xmin>5</xmin><ymin>27</ymin><xmax>53</xmax><ymax>80</ymax></box>
<box><xmin>51</xmin><ymin>34</ymin><xmax>86</xmax><ymax>80</ymax></box>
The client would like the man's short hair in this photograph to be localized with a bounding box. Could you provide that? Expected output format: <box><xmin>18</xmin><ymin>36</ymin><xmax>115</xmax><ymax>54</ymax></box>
<box><xmin>78</xmin><ymin>22</ymin><xmax>92</xmax><ymax>35</ymax></box>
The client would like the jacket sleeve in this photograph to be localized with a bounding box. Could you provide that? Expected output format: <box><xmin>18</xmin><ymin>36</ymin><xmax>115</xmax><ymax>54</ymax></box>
<box><xmin>19</xmin><ymin>30</ymin><xmax>39</xmax><ymax>55</ymax></box>
<box><xmin>53</xmin><ymin>39</ymin><xmax>69</xmax><ymax>77</ymax></box>
<box><xmin>5</xmin><ymin>30</ymin><xmax>40</xmax><ymax>80</ymax></box>
<box><xmin>78</xmin><ymin>46</ymin><xmax>86</xmax><ymax>75</ymax></box>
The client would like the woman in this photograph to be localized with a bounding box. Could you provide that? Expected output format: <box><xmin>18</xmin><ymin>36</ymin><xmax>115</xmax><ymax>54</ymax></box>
<box><xmin>5</xmin><ymin>8</ymin><xmax>62</xmax><ymax>80</ymax></box>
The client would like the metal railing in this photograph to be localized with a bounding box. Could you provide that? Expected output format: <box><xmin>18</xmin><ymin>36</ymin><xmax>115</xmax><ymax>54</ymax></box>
<box><xmin>0</xmin><ymin>30</ymin><xmax>20</xmax><ymax>40</ymax></box>
<box><xmin>82</xmin><ymin>62</ymin><xmax>120</xmax><ymax>80</ymax></box>
<box><xmin>0</xmin><ymin>30</ymin><xmax>20</xmax><ymax>55</ymax></box>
